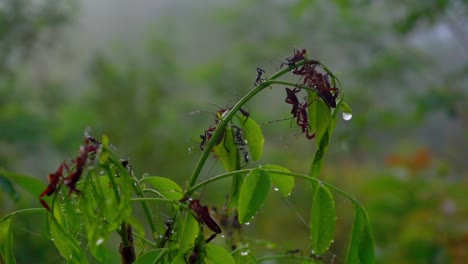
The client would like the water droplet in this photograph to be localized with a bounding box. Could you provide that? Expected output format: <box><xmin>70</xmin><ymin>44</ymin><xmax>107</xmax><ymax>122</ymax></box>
<box><xmin>96</xmin><ymin>238</ymin><xmax>104</xmax><ymax>246</ymax></box>
<box><xmin>188</xmin><ymin>148</ymin><xmax>192</xmax><ymax>154</ymax></box>
<box><xmin>245</xmin><ymin>222</ymin><xmax>250</xmax><ymax>226</ymax></box>
<box><xmin>241</xmin><ymin>250</ymin><xmax>250</xmax><ymax>256</ymax></box>
<box><xmin>221</xmin><ymin>234</ymin><xmax>225</xmax><ymax>238</ymax></box>
<box><xmin>274</xmin><ymin>187</ymin><xmax>279</xmax><ymax>191</ymax></box>
<box><xmin>342</xmin><ymin>112</ymin><xmax>352</xmax><ymax>121</ymax></box>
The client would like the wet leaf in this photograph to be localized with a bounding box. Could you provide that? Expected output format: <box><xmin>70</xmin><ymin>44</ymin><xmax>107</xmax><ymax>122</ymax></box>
<box><xmin>346</xmin><ymin>206</ymin><xmax>374</xmax><ymax>264</ymax></box>
<box><xmin>310</xmin><ymin>184</ymin><xmax>336</xmax><ymax>254</ymax></box>
<box><xmin>140</xmin><ymin>177</ymin><xmax>183</xmax><ymax>201</ymax></box>
<box><xmin>50</xmin><ymin>217</ymin><xmax>88</xmax><ymax>264</ymax></box>
<box><xmin>262</xmin><ymin>164</ymin><xmax>294</xmax><ymax>197</ymax></box>
<box><xmin>179</xmin><ymin>213</ymin><xmax>200</xmax><ymax>252</ymax></box>
<box><xmin>237</xmin><ymin>115</ymin><xmax>264</xmax><ymax>161</ymax></box>
<box><xmin>214</xmin><ymin>127</ymin><xmax>238</xmax><ymax>172</ymax></box>
<box><xmin>205</xmin><ymin>244</ymin><xmax>235</xmax><ymax>264</ymax></box>
<box><xmin>238</xmin><ymin>168</ymin><xmax>271</xmax><ymax>224</ymax></box>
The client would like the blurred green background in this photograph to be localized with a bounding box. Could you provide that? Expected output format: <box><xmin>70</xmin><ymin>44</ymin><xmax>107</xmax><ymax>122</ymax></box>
<box><xmin>1</xmin><ymin>0</ymin><xmax>467</xmax><ymax>263</ymax></box>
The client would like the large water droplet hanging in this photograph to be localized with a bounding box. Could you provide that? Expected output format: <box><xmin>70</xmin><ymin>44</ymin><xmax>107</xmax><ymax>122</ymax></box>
<box><xmin>342</xmin><ymin>112</ymin><xmax>352</xmax><ymax>121</ymax></box>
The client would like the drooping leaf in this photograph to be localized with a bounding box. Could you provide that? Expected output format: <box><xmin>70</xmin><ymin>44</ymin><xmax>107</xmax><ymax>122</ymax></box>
<box><xmin>134</xmin><ymin>249</ymin><xmax>165</xmax><ymax>264</ymax></box>
<box><xmin>205</xmin><ymin>244</ymin><xmax>236</xmax><ymax>264</ymax></box>
<box><xmin>310</xmin><ymin>184</ymin><xmax>336</xmax><ymax>255</ymax></box>
<box><xmin>140</xmin><ymin>177</ymin><xmax>184</xmax><ymax>201</ymax></box>
<box><xmin>261</xmin><ymin>164</ymin><xmax>294</xmax><ymax>197</ymax></box>
<box><xmin>237</xmin><ymin>115</ymin><xmax>264</xmax><ymax>161</ymax></box>
<box><xmin>238</xmin><ymin>168</ymin><xmax>271</xmax><ymax>224</ymax></box>
<box><xmin>0</xmin><ymin>214</ymin><xmax>16</xmax><ymax>264</ymax></box>
<box><xmin>346</xmin><ymin>206</ymin><xmax>374</xmax><ymax>264</ymax></box>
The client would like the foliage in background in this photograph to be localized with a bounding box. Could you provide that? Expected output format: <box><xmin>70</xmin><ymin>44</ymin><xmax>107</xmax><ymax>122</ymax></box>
<box><xmin>0</xmin><ymin>0</ymin><xmax>467</xmax><ymax>263</ymax></box>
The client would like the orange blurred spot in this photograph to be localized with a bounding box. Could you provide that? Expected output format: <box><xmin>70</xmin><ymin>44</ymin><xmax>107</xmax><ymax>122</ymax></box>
<box><xmin>386</xmin><ymin>147</ymin><xmax>431</xmax><ymax>172</ymax></box>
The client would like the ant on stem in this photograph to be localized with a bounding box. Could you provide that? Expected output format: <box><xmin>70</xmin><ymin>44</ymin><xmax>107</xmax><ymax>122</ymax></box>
<box><xmin>254</xmin><ymin>68</ymin><xmax>265</xmax><ymax>86</ymax></box>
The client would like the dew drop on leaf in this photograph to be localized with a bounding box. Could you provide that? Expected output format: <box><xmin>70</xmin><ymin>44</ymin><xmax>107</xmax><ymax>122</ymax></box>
<box><xmin>273</xmin><ymin>187</ymin><xmax>279</xmax><ymax>191</ymax></box>
<box><xmin>241</xmin><ymin>250</ymin><xmax>250</xmax><ymax>256</ymax></box>
<box><xmin>96</xmin><ymin>238</ymin><xmax>104</xmax><ymax>246</ymax></box>
<box><xmin>342</xmin><ymin>112</ymin><xmax>352</xmax><ymax>121</ymax></box>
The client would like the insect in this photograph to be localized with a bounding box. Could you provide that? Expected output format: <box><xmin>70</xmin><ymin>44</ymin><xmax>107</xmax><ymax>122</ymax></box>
<box><xmin>40</xmin><ymin>133</ymin><xmax>100</xmax><ymax>210</ymax></box>
<box><xmin>303</xmin><ymin>71</ymin><xmax>339</xmax><ymax>108</ymax></box>
<box><xmin>284</xmin><ymin>88</ymin><xmax>315</xmax><ymax>139</ymax></box>
<box><xmin>39</xmin><ymin>162</ymin><xmax>69</xmax><ymax>211</ymax></box>
<box><xmin>188</xmin><ymin>199</ymin><xmax>222</xmax><ymax>243</ymax></box>
<box><xmin>254</xmin><ymin>67</ymin><xmax>265</xmax><ymax>86</ymax></box>
<box><xmin>279</xmin><ymin>48</ymin><xmax>308</xmax><ymax>70</ymax></box>
<box><xmin>64</xmin><ymin>146</ymin><xmax>87</xmax><ymax>195</ymax></box>
<box><xmin>233</xmin><ymin>126</ymin><xmax>249</xmax><ymax>163</ymax></box>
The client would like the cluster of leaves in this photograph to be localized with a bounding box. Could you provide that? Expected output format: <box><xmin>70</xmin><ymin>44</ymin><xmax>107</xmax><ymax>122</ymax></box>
<box><xmin>1</xmin><ymin>50</ymin><xmax>373</xmax><ymax>264</ymax></box>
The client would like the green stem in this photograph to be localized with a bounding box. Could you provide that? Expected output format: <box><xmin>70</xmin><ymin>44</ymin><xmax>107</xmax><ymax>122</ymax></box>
<box><xmin>104</xmin><ymin>165</ymin><xmax>121</xmax><ymax>203</ymax></box>
<box><xmin>108</xmin><ymin>156</ymin><xmax>158</xmax><ymax>237</ymax></box>
<box><xmin>187</xmin><ymin>168</ymin><xmax>364</xmax><ymax>208</ymax></box>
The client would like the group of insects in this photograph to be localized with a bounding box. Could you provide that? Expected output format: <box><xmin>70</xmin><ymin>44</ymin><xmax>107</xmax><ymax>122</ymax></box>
<box><xmin>198</xmin><ymin>48</ymin><xmax>340</xmax><ymax>164</ymax></box>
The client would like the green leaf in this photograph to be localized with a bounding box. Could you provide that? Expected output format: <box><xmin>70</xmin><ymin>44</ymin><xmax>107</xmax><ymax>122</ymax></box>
<box><xmin>214</xmin><ymin>127</ymin><xmax>238</xmax><ymax>172</ymax></box>
<box><xmin>315</xmin><ymin>98</ymin><xmax>332</xmax><ymax>145</ymax></box>
<box><xmin>237</xmin><ymin>115</ymin><xmax>264</xmax><ymax>161</ymax></box>
<box><xmin>140</xmin><ymin>177</ymin><xmax>183</xmax><ymax>201</ymax></box>
<box><xmin>238</xmin><ymin>168</ymin><xmax>271</xmax><ymax>224</ymax></box>
<box><xmin>50</xmin><ymin>217</ymin><xmax>88</xmax><ymax>264</ymax></box>
<box><xmin>310</xmin><ymin>184</ymin><xmax>336</xmax><ymax>255</ymax></box>
<box><xmin>179</xmin><ymin>213</ymin><xmax>200</xmax><ymax>252</ymax></box>
<box><xmin>0</xmin><ymin>214</ymin><xmax>16</xmax><ymax>264</ymax></box>
<box><xmin>205</xmin><ymin>244</ymin><xmax>236</xmax><ymax>264</ymax></box>
<box><xmin>0</xmin><ymin>175</ymin><xmax>19</xmax><ymax>202</ymax></box>
<box><xmin>309</xmin><ymin>130</ymin><xmax>330</xmax><ymax>178</ymax></box>
<box><xmin>134</xmin><ymin>249</ymin><xmax>165</xmax><ymax>264</ymax></box>
<box><xmin>341</xmin><ymin>102</ymin><xmax>352</xmax><ymax>115</ymax></box>
<box><xmin>0</xmin><ymin>169</ymin><xmax>45</xmax><ymax>198</ymax></box>
<box><xmin>346</xmin><ymin>206</ymin><xmax>374</xmax><ymax>264</ymax></box>
<box><xmin>262</xmin><ymin>164</ymin><xmax>294</xmax><ymax>197</ymax></box>
<box><xmin>228</xmin><ymin>173</ymin><xmax>244</xmax><ymax>208</ymax></box>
